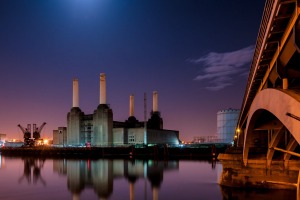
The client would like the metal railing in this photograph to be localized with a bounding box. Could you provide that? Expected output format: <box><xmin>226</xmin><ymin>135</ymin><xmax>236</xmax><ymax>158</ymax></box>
<box><xmin>238</xmin><ymin>0</ymin><xmax>277</xmax><ymax>126</ymax></box>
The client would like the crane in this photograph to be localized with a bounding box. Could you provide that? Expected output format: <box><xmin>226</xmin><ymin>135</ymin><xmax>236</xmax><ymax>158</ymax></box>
<box><xmin>32</xmin><ymin>123</ymin><xmax>46</xmax><ymax>140</ymax></box>
<box><xmin>18</xmin><ymin>124</ymin><xmax>31</xmax><ymax>140</ymax></box>
<box><xmin>18</xmin><ymin>124</ymin><xmax>33</xmax><ymax>146</ymax></box>
<box><xmin>18</xmin><ymin>123</ymin><xmax>46</xmax><ymax>147</ymax></box>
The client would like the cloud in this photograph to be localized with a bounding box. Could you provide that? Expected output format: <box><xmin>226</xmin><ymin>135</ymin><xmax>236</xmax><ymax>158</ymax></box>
<box><xmin>190</xmin><ymin>45</ymin><xmax>254</xmax><ymax>91</ymax></box>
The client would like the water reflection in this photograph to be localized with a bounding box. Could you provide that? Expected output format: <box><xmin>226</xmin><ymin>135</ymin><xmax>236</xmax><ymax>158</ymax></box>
<box><xmin>0</xmin><ymin>155</ymin><xmax>4</xmax><ymax>169</ymax></box>
<box><xmin>19</xmin><ymin>157</ymin><xmax>46</xmax><ymax>185</ymax></box>
<box><xmin>220</xmin><ymin>186</ymin><xmax>296</xmax><ymax>200</ymax></box>
<box><xmin>0</xmin><ymin>156</ymin><xmax>295</xmax><ymax>200</ymax></box>
<box><xmin>53</xmin><ymin>159</ymin><xmax>179</xmax><ymax>200</ymax></box>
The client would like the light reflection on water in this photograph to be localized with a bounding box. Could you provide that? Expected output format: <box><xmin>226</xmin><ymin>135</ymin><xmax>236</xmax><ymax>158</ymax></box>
<box><xmin>0</xmin><ymin>155</ymin><xmax>296</xmax><ymax>200</ymax></box>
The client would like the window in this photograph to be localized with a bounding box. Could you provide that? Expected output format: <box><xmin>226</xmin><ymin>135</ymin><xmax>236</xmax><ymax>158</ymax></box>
<box><xmin>129</xmin><ymin>135</ymin><xmax>135</xmax><ymax>142</ymax></box>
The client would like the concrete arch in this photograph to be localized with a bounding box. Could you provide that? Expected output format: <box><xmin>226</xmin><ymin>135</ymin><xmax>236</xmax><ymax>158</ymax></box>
<box><xmin>243</xmin><ymin>88</ymin><xmax>300</xmax><ymax>165</ymax></box>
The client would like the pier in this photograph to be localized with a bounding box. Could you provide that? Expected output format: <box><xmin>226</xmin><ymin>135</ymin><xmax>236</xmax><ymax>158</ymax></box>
<box><xmin>219</xmin><ymin>149</ymin><xmax>300</xmax><ymax>190</ymax></box>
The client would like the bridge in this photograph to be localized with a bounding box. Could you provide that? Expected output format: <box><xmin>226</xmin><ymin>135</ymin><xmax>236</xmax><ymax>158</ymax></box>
<box><xmin>219</xmin><ymin>0</ymin><xmax>300</xmax><ymax>191</ymax></box>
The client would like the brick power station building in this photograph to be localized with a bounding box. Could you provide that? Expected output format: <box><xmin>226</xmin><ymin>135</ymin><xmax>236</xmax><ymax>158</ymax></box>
<box><xmin>53</xmin><ymin>73</ymin><xmax>179</xmax><ymax>147</ymax></box>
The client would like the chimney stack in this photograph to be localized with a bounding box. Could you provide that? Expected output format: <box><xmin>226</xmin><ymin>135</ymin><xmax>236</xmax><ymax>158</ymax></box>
<box><xmin>153</xmin><ymin>91</ymin><xmax>158</xmax><ymax>112</ymax></box>
<box><xmin>129</xmin><ymin>94</ymin><xmax>134</xmax><ymax>117</ymax></box>
<box><xmin>72</xmin><ymin>78</ymin><xmax>79</xmax><ymax>107</ymax></box>
<box><xmin>100</xmin><ymin>73</ymin><xmax>106</xmax><ymax>105</ymax></box>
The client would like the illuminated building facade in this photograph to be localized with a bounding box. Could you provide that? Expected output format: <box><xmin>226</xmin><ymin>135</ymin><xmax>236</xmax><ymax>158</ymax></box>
<box><xmin>53</xmin><ymin>73</ymin><xmax>179</xmax><ymax>147</ymax></box>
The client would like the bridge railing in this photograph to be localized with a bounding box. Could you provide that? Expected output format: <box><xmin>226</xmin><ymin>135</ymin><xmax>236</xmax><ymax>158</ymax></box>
<box><xmin>238</xmin><ymin>0</ymin><xmax>276</xmax><ymax>126</ymax></box>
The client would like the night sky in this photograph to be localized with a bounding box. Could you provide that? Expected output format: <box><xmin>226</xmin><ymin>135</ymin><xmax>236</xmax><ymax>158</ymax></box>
<box><xmin>0</xmin><ymin>0</ymin><xmax>265</xmax><ymax>141</ymax></box>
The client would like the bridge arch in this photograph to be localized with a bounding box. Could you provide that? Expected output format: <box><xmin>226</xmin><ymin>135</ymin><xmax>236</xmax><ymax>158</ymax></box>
<box><xmin>243</xmin><ymin>88</ymin><xmax>300</xmax><ymax>165</ymax></box>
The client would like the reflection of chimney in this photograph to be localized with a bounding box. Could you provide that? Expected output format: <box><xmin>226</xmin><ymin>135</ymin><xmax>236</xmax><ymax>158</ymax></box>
<box><xmin>152</xmin><ymin>187</ymin><xmax>158</xmax><ymax>200</ymax></box>
<box><xmin>153</xmin><ymin>91</ymin><xmax>158</xmax><ymax>112</ymax></box>
<box><xmin>100</xmin><ymin>73</ymin><xmax>106</xmax><ymax>105</ymax></box>
<box><xmin>73</xmin><ymin>78</ymin><xmax>79</xmax><ymax>107</ymax></box>
<box><xmin>72</xmin><ymin>193</ymin><xmax>80</xmax><ymax>200</ymax></box>
<box><xmin>129</xmin><ymin>182</ymin><xmax>135</xmax><ymax>200</ymax></box>
<box><xmin>129</xmin><ymin>94</ymin><xmax>134</xmax><ymax>117</ymax></box>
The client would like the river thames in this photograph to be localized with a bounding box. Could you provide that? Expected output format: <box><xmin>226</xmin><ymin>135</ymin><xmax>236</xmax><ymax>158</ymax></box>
<box><xmin>0</xmin><ymin>156</ymin><xmax>295</xmax><ymax>200</ymax></box>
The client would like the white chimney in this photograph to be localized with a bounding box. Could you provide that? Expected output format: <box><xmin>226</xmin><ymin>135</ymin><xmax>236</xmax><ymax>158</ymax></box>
<box><xmin>72</xmin><ymin>78</ymin><xmax>79</xmax><ymax>107</ymax></box>
<box><xmin>129</xmin><ymin>94</ymin><xmax>134</xmax><ymax>117</ymax></box>
<box><xmin>100</xmin><ymin>73</ymin><xmax>107</xmax><ymax>105</ymax></box>
<box><xmin>153</xmin><ymin>91</ymin><xmax>158</xmax><ymax>112</ymax></box>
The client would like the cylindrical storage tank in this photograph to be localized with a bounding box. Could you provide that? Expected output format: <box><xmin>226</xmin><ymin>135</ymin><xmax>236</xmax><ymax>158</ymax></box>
<box><xmin>217</xmin><ymin>108</ymin><xmax>240</xmax><ymax>143</ymax></box>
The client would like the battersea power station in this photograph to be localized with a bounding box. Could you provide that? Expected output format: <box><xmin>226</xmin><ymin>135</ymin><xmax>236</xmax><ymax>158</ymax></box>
<box><xmin>53</xmin><ymin>73</ymin><xmax>179</xmax><ymax>147</ymax></box>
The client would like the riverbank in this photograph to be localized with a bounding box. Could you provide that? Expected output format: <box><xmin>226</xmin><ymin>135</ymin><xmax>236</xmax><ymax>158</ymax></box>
<box><xmin>1</xmin><ymin>144</ymin><xmax>229</xmax><ymax>159</ymax></box>
<box><xmin>218</xmin><ymin>150</ymin><xmax>300</xmax><ymax>190</ymax></box>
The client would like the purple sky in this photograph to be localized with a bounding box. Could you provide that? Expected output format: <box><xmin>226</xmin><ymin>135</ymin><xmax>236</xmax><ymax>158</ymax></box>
<box><xmin>0</xmin><ymin>0</ymin><xmax>265</xmax><ymax>141</ymax></box>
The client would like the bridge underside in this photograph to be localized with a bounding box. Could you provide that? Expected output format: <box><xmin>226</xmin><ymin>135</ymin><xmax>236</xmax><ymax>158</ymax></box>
<box><xmin>242</xmin><ymin>88</ymin><xmax>300</xmax><ymax>167</ymax></box>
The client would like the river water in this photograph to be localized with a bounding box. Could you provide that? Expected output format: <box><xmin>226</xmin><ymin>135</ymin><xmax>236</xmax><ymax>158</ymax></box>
<box><xmin>0</xmin><ymin>155</ymin><xmax>295</xmax><ymax>200</ymax></box>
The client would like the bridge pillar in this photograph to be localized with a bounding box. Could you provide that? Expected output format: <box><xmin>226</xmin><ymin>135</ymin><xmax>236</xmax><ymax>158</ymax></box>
<box><xmin>283</xmin><ymin>78</ymin><xmax>288</xmax><ymax>89</ymax></box>
<box><xmin>266</xmin><ymin>126</ymin><xmax>284</xmax><ymax>168</ymax></box>
<box><xmin>218</xmin><ymin>153</ymin><xmax>300</xmax><ymax>190</ymax></box>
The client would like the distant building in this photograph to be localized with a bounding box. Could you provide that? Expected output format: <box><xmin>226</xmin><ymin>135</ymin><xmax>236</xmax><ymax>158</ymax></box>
<box><xmin>217</xmin><ymin>108</ymin><xmax>240</xmax><ymax>143</ymax></box>
<box><xmin>192</xmin><ymin>136</ymin><xmax>219</xmax><ymax>143</ymax></box>
<box><xmin>0</xmin><ymin>134</ymin><xmax>6</xmax><ymax>142</ymax></box>
<box><xmin>53</xmin><ymin>127</ymin><xmax>67</xmax><ymax>146</ymax></box>
<box><xmin>0</xmin><ymin>134</ymin><xmax>6</xmax><ymax>146</ymax></box>
<box><xmin>4</xmin><ymin>141</ymin><xmax>23</xmax><ymax>147</ymax></box>
<box><xmin>54</xmin><ymin>74</ymin><xmax>179</xmax><ymax>147</ymax></box>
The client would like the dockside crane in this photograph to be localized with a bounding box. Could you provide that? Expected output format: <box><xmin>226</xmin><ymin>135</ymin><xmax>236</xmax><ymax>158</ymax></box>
<box><xmin>33</xmin><ymin>123</ymin><xmax>46</xmax><ymax>140</ymax></box>
<box><xmin>18</xmin><ymin>124</ymin><xmax>32</xmax><ymax>146</ymax></box>
<box><xmin>18</xmin><ymin>123</ymin><xmax>47</xmax><ymax>147</ymax></box>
